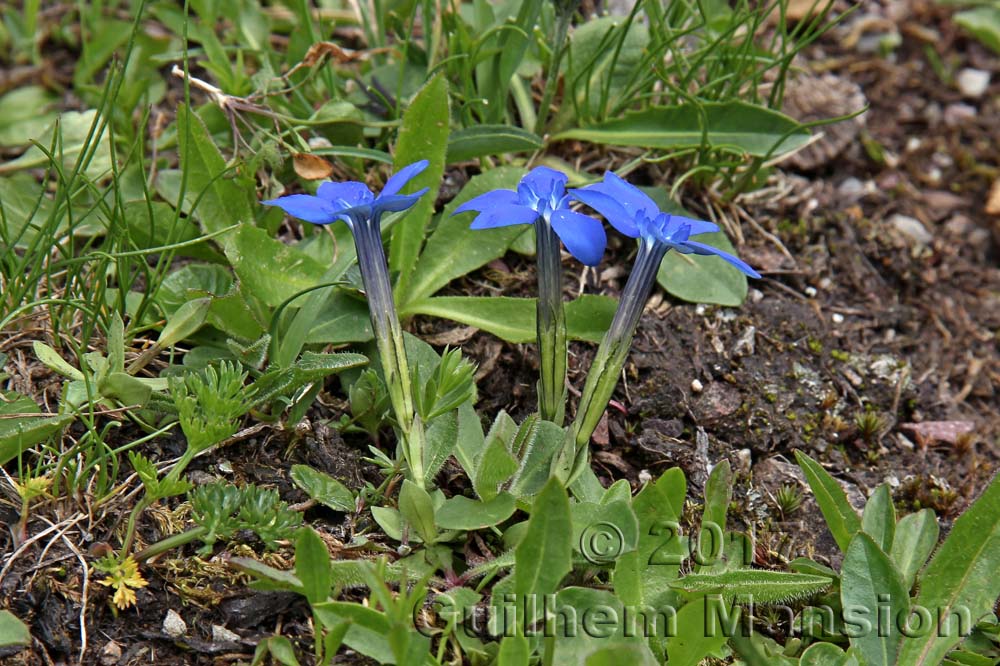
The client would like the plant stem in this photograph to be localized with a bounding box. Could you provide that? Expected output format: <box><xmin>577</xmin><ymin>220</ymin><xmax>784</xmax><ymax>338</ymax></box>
<box><xmin>351</xmin><ymin>216</ymin><xmax>426</xmax><ymax>488</ymax></box>
<box><xmin>133</xmin><ymin>525</ymin><xmax>208</xmax><ymax>563</ymax></box>
<box><xmin>570</xmin><ymin>240</ymin><xmax>667</xmax><ymax>450</ymax></box>
<box><xmin>535</xmin><ymin>220</ymin><xmax>567</xmax><ymax>424</ymax></box>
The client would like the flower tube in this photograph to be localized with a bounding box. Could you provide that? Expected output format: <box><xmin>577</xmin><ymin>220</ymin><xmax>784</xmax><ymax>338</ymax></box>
<box><xmin>263</xmin><ymin>160</ymin><xmax>430</xmax><ymax>486</ymax></box>
<box><xmin>453</xmin><ymin>167</ymin><xmax>606</xmax><ymax>424</ymax></box>
<box><xmin>569</xmin><ymin>171</ymin><xmax>760</xmax><ymax>457</ymax></box>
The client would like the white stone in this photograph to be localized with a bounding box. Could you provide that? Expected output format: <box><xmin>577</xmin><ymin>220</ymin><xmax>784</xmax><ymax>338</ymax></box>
<box><xmin>691</xmin><ymin>378</ymin><xmax>704</xmax><ymax>393</ymax></box>
<box><xmin>212</xmin><ymin>625</ymin><xmax>241</xmax><ymax>644</ymax></box>
<box><xmin>163</xmin><ymin>609</ymin><xmax>187</xmax><ymax>638</ymax></box>
<box><xmin>832</xmin><ymin>313</ymin><xmax>845</xmax><ymax>324</ymax></box>
<box><xmin>957</xmin><ymin>68</ymin><xmax>990</xmax><ymax>98</ymax></box>
<box><xmin>888</xmin><ymin>214</ymin><xmax>933</xmax><ymax>246</ymax></box>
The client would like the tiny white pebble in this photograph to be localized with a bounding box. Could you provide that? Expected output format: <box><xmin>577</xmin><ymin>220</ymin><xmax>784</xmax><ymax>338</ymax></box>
<box><xmin>905</xmin><ymin>137</ymin><xmax>921</xmax><ymax>152</ymax></box>
<box><xmin>163</xmin><ymin>609</ymin><xmax>187</xmax><ymax>638</ymax></box>
<box><xmin>695</xmin><ymin>304</ymin><xmax>707</xmax><ymax>315</ymax></box>
<box><xmin>832</xmin><ymin>313</ymin><xmax>845</xmax><ymax>324</ymax></box>
<box><xmin>691</xmin><ymin>378</ymin><xmax>704</xmax><ymax>393</ymax></box>
<box><xmin>638</xmin><ymin>469</ymin><xmax>653</xmax><ymax>484</ymax></box>
<box><xmin>805</xmin><ymin>286</ymin><xmax>817</xmax><ymax>297</ymax></box>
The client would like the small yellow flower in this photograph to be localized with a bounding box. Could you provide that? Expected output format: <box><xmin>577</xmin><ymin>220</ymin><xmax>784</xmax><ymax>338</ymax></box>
<box><xmin>98</xmin><ymin>556</ymin><xmax>148</xmax><ymax>610</ymax></box>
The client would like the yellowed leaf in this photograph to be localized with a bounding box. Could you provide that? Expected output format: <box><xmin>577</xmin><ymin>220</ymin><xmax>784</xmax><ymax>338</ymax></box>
<box><xmin>293</xmin><ymin>153</ymin><xmax>334</xmax><ymax>180</ymax></box>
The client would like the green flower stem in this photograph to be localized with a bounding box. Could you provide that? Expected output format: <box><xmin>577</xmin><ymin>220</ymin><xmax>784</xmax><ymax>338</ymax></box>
<box><xmin>571</xmin><ymin>239</ymin><xmax>667</xmax><ymax>449</ymax></box>
<box><xmin>351</xmin><ymin>217</ymin><xmax>426</xmax><ymax>487</ymax></box>
<box><xmin>536</xmin><ymin>220</ymin><xmax>568</xmax><ymax>424</ymax></box>
<box><xmin>133</xmin><ymin>526</ymin><xmax>208</xmax><ymax>563</ymax></box>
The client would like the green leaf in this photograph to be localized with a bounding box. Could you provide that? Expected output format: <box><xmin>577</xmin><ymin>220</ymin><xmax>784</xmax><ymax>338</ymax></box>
<box><xmin>295</xmin><ymin>527</ymin><xmax>332</xmax><ymax>604</ymax></box>
<box><xmin>0</xmin><ymin>610</ymin><xmax>31</xmax><ymax>648</ymax></box>
<box><xmin>435</xmin><ymin>492</ymin><xmax>517</xmax><ymax>531</ymax></box>
<box><xmin>861</xmin><ymin>484</ymin><xmax>896</xmax><ymax>554</ymax></box>
<box><xmin>0</xmin><ymin>109</ymin><xmax>113</xmax><ymax>179</ymax></box>
<box><xmin>0</xmin><ymin>392</ymin><xmax>73</xmax><ymax>465</ymax></box>
<box><xmin>453</xmin><ymin>401</ymin><xmax>485</xmax><ymax>481</ymax></box>
<box><xmin>228</xmin><ymin>225</ymin><xmax>328</xmax><ymax>308</ymax></box>
<box><xmin>290</xmin><ymin>464</ymin><xmax>355</xmax><ymax>513</ymax></box>
<box><xmin>508</xmin><ymin>419</ymin><xmax>568</xmax><ymax>498</ymax></box>
<box><xmin>156</xmin><ymin>297</ymin><xmax>211</xmax><ymax>348</ymax></box>
<box><xmin>585</xmin><ymin>643</ymin><xmax>659</xmax><ymax>666</ymax></box>
<box><xmin>229</xmin><ymin>556</ymin><xmax>304</xmax><ymax>592</ymax></box>
<box><xmin>497</xmin><ymin>634</ymin><xmax>530</xmax><ymax>666</ymax></box>
<box><xmin>405</xmin><ymin>166</ymin><xmax>527</xmax><ymax>305</ymax></box>
<box><xmin>552</xmin><ymin>101</ymin><xmax>811</xmax><ymax>157</ymax></box>
<box><xmin>566</xmin><ymin>16</ymin><xmax>650</xmax><ymax>122</ymax></box>
<box><xmin>632</xmin><ymin>468</ymin><xmax>687</xmax><ymax>605</ymax></box>
<box><xmin>98</xmin><ymin>372</ymin><xmax>153</xmax><ymax>406</ymax></box>
<box><xmin>310</xmin><ymin>601</ymin><xmax>395</xmax><ymax>664</ymax></box>
<box><xmin>32</xmin><ymin>342</ymin><xmax>84</xmax><ymax>380</ymax></box>
<box><xmin>699</xmin><ymin>459</ymin><xmax>733</xmax><ymax>571</ymax></box>
<box><xmin>897</xmin><ymin>475</ymin><xmax>1000</xmax><ymax>666</ymax></box>
<box><xmin>390</xmin><ymin>73</ymin><xmax>449</xmax><ymax>302</ymax></box>
<box><xmin>841</xmin><ymin>532</ymin><xmax>909</xmax><ymax>666</ymax></box>
<box><xmin>0</xmin><ymin>86</ymin><xmax>58</xmax><ymax>147</ymax></box>
<box><xmin>794</xmin><ymin>450</ymin><xmax>861</xmax><ymax>554</ymax></box>
<box><xmin>423</xmin><ymin>410</ymin><xmax>458</xmax><ymax>486</ymax></box>
<box><xmin>670</xmin><ymin>569</ymin><xmax>832</xmax><ymax>604</ymax></box>
<box><xmin>260</xmin><ymin>636</ymin><xmax>302</xmax><ymax>666</ymax></box>
<box><xmin>955</xmin><ymin>7</ymin><xmax>1000</xmax><ymax>54</ymax></box>
<box><xmin>571</xmin><ymin>500</ymin><xmax>640</xmax><ymax>563</ymax></box>
<box><xmin>515</xmin><ymin>478</ymin><xmax>573</xmax><ymax>614</ymax></box>
<box><xmin>473</xmin><ymin>411</ymin><xmax>519</xmax><ymax>501</ymax></box>
<box><xmin>657</xmin><ymin>232</ymin><xmax>749</xmax><ymax>306</ymax></box>
<box><xmin>404</xmin><ymin>294</ymin><xmax>616</xmax><ymax>343</ymax></box>
<box><xmin>799</xmin><ymin>642</ymin><xmax>851</xmax><ymax>666</ymax></box>
<box><xmin>889</xmin><ymin>509</ymin><xmax>939</xmax><ymax>591</ymax></box>
<box><xmin>665</xmin><ymin>597</ymin><xmax>732</xmax><ymax>666</ymax></box>
<box><xmin>250</xmin><ymin>352</ymin><xmax>367</xmax><ymax>408</ymax></box>
<box><xmin>175</xmin><ymin>104</ymin><xmax>254</xmax><ymax>247</ymax></box>
<box><xmin>398</xmin><ymin>479</ymin><xmax>438</xmax><ymax>545</ymax></box>
<box><xmin>446</xmin><ymin>125</ymin><xmax>543</xmax><ymax>163</ymax></box>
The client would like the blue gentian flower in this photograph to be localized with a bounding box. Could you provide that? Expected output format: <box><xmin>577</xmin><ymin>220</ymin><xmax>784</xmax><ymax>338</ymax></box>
<box><xmin>569</xmin><ymin>171</ymin><xmax>760</xmax><ymax>278</ymax></box>
<box><xmin>260</xmin><ymin>161</ymin><xmax>430</xmax><ymax>487</ymax></box>
<box><xmin>453</xmin><ymin>166</ymin><xmax>606</xmax><ymax>266</ymax></box>
<box><xmin>563</xmin><ymin>171</ymin><xmax>760</xmax><ymax>480</ymax></box>
<box><xmin>453</xmin><ymin>166</ymin><xmax>608</xmax><ymax>423</ymax></box>
<box><xmin>262</xmin><ymin>159</ymin><xmax>429</xmax><ymax>228</ymax></box>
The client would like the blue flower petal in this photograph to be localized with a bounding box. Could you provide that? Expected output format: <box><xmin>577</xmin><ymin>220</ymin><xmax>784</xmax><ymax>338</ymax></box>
<box><xmin>317</xmin><ymin>181</ymin><xmax>374</xmax><ymax>207</ymax></box>
<box><xmin>520</xmin><ymin>166</ymin><xmax>568</xmax><ymax>198</ymax></box>
<box><xmin>550</xmin><ymin>209</ymin><xmax>607</xmax><ymax>266</ymax></box>
<box><xmin>374</xmin><ymin>190</ymin><xmax>428</xmax><ymax>214</ymax></box>
<box><xmin>594</xmin><ymin>171</ymin><xmax>660</xmax><ymax>220</ymax></box>
<box><xmin>569</xmin><ymin>188</ymin><xmax>639</xmax><ymax>237</ymax></box>
<box><xmin>381</xmin><ymin>160</ymin><xmax>429</xmax><ymax>197</ymax></box>
<box><xmin>452</xmin><ymin>189</ymin><xmax>520</xmax><ymax>215</ymax></box>
<box><xmin>262</xmin><ymin>194</ymin><xmax>339</xmax><ymax>224</ymax></box>
<box><xmin>671</xmin><ymin>214</ymin><xmax>719</xmax><ymax>237</ymax></box>
<box><xmin>682</xmin><ymin>240</ymin><xmax>761</xmax><ymax>278</ymax></box>
<box><xmin>469</xmin><ymin>204</ymin><xmax>540</xmax><ymax>229</ymax></box>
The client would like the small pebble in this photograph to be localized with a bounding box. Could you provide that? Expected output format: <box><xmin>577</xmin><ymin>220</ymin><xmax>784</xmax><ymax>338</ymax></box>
<box><xmin>905</xmin><ymin>137</ymin><xmax>922</xmax><ymax>152</ymax></box>
<box><xmin>838</xmin><ymin>177</ymin><xmax>865</xmax><ymax>202</ymax></box>
<box><xmin>888</xmin><ymin>214</ymin><xmax>933</xmax><ymax>246</ymax></box>
<box><xmin>100</xmin><ymin>641</ymin><xmax>122</xmax><ymax>666</ymax></box>
<box><xmin>832</xmin><ymin>313</ymin><xmax>845</xmax><ymax>324</ymax></box>
<box><xmin>638</xmin><ymin>469</ymin><xmax>653</xmax><ymax>484</ymax></box>
<box><xmin>212</xmin><ymin>625</ymin><xmax>241</xmax><ymax>644</ymax></box>
<box><xmin>943</xmin><ymin>103</ymin><xmax>976</xmax><ymax>127</ymax></box>
<box><xmin>735</xmin><ymin>449</ymin><xmax>752</xmax><ymax>475</ymax></box>
<box><xmin>749</xmin><ymin>288</ymin><xmax>764</xmax><ymax>304</ymax></box>
<box><xmin>163</xmin><ymin>609</ymin><xmax>187</xmax><ymax>638</ymax></box>
<box><xmin>956</xmin><ymin>68</ymin><xmax>990</xmax><ymax>98</ymax></box>
<box><xmin>805</xmin><ymin>286</ymin><xmax>818</xmax><ymax>297</ymax></box>
<box><xmin>691</xmin><ymin>378</ymin><xmax>704</xmax><ymax>393</ymax></box>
